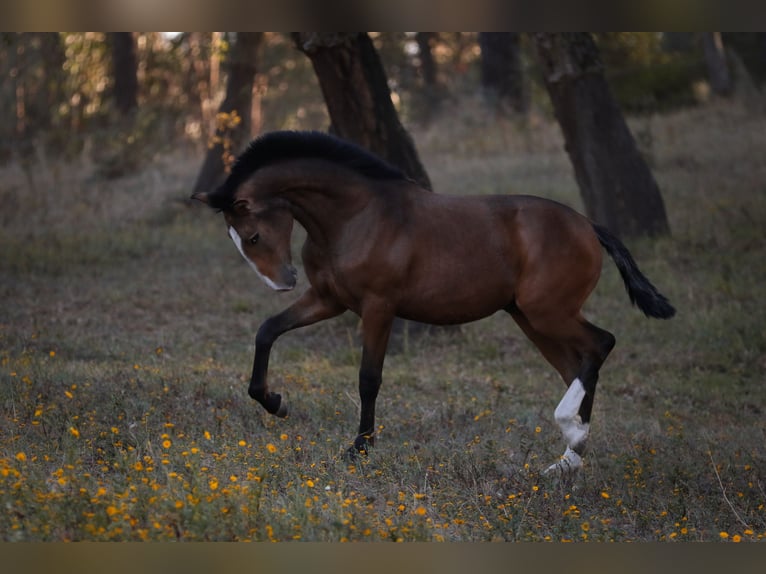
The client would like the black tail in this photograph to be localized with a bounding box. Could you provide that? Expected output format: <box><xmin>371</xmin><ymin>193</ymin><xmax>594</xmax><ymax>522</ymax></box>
<box><xmin>593</xmin><ymin>224</ymin><xmax>676</xmax><ymax>319</ymax></box>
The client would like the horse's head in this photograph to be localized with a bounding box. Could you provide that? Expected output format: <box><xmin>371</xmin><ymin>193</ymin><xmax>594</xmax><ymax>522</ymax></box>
<box><xmin>194</xmin><ymin>192</ymin><xmax>297</xmax><ymax>291</ymax></box>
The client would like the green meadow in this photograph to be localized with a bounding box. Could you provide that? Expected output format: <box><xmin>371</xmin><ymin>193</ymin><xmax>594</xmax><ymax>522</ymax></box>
<box><xmin>1</xmin><ymin>100</ymin><xmax>764</xmax><ymax>541</ymax></box>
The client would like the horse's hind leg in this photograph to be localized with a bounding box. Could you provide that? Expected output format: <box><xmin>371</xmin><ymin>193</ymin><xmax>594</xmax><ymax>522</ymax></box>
<box><xmin>507</xmin><ymin>306</ymin><xmax>615</xmax><ymax>475</ymax></box>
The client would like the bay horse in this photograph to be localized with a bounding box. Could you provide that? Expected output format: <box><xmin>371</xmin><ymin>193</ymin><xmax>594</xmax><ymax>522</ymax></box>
<box><xmin>193</xmin><ymin>130</ymin><xmax>675</xmax><ymax>475</ymax></box>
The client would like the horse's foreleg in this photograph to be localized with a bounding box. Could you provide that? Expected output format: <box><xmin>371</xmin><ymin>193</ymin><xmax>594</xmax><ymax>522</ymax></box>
<box><xmin>249</xmin><ymin>288</ymin><xmax>343</xmax><ymax>417</ymax></box>
<box><xmin>350</xmin><ymin>301</ymin><xmax>394</xmax><ymax>457</ymax></box>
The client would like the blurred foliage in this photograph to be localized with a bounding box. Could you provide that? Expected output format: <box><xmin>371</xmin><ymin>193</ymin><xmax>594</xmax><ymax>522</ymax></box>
<box><xmin>209</xmin><ymin>110</ymin><xmax>242</xmax><ymax>173</ymax></box>
<box><xmin>2</xmin><ymin>32</ymin><xmax>764</xmax><ymax>177</ymax></box>
<box><xmin>596</xmin><ymin>33</ymin><xmax>706</xmax><ymax>112</ymax></box>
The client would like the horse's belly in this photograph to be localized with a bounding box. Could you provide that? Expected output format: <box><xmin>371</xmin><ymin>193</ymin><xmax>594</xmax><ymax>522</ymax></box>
<box><xmin>396</xmin><ymin>271</ymin><xmax>513</xmax><ymax>325</ymax></box>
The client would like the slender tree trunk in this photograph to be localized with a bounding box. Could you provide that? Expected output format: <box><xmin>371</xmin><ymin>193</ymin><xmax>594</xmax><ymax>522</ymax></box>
<box><xmin>109</xmin><ymin>32</ymin><xmax>138</xmax><ymax>115</ymax></box>
<box><xmin>294</xmin><ymin>32</ymin><xmax>432</xmax><ymax>191</ymax></box>
<box><xmin>702</xmin><ymin>32</ymin><xmax>732</xmax><ymax>97</ymax></box>
<box><xmin>533</xmin><ymin>33</ymin><xmax>670</xmax><ymax>238</ymax></box>
<box><xmin>193</xmin><ymin>32</ymin><xmax>262</xmax><ymax>194</ymax></box>
<box><xmin>30</xmin><ymin>33</ymin><xmax>65</xmax><ymax>132</ymax></box>
<box><xmin>414</xmin><ymin>32</ymin><xmax>445</xmax><ymax>122</ymax></box>
<box><xmin>416</xmin><ymin>32</ymin><xmax>438</xmax><ymax>87</ymax></box>
<box><xmin>478</xmin><ymin>32</ymin><xmax>527</xmax><ymax>114</ymax></box>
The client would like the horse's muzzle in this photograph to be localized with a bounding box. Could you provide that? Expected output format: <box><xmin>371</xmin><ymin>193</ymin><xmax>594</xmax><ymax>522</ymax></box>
<box><xmin>274</xmin><ymin>265</ymin><xmax>298</xmax><ymax>291</ymax></box>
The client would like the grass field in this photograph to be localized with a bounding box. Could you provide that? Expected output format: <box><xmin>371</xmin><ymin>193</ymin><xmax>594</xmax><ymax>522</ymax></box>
<box><xmin>1</xmin><ymin>100</ymin><xmax>765</xmax><ymax>541</ymax></box>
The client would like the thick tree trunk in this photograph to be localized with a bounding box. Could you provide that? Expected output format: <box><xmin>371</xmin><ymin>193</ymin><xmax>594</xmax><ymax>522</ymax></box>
<box><xmin>533</xmin><ymin>33</ymin><xmax>670</xmax><ymax>238</ymax></box>
<box><xmin>702</xmin><ymin>32</ymin><xmax>732</xmax><ymax>97</ymax></box>
<box><xmin>478</xmin><ymin>32</ymin><xmax>527</xmax><ymax>114</ymax></box>
<box><xmin>109</xmin><ymin>32</ymin><xmax>138</xmax><ymax>115</ymax></box>
<box><xmin>296</xmin><ymin>32</ymin><xmax>441</xmax><ymax>342</ymax></box>
<box><xmin>294</xmin><ymin>32</ymin><xmax>432</xmax><ymax>191</ymax></box>
<box><xmin>193</xmin><ymin>32</ymin><xmax>262</xmax><ymax>195</ymax></box>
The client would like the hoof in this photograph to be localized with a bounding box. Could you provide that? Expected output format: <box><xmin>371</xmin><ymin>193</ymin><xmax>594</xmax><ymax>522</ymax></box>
<box><xmin>264</xmin><ymin>392</ymin><xmax>288</xmax><ymax>418</ymax></box>
<box><xmin>543</xmin><ymin>447</ymin><xmax>583</xmax><ymax>478</ymax></box>
<box><xmin>344</xmin><ymin>446</ymin><xmax>362</xmax><ymax>462</ymax></box>
<box><xmin>274</xmin><ymin>401</ymin><xmax>288</xmax><ymax>418</ymax></box>
<box><xmin>344</xmin><ymin>436</ymin><xmax>373</xmax><ymax>461</ymax></box>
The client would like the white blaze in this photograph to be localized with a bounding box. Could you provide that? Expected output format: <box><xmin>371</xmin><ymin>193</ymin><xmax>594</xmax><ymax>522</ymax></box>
<box><xmin>228</xmin><ymin>226</ymin><xmax>282</xmax><ymax>291</ymax></box>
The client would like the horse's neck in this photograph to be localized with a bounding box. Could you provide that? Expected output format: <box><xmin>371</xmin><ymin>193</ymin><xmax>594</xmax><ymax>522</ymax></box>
<box><xmin>278</xmin><ymin>180</ymin><xmax>375</xmax><ymax>245</ymax></box>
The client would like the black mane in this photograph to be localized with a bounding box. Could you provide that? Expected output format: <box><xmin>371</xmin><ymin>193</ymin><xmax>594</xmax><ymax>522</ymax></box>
<box><xmin>207</xmin><ymin>131</ymin><xmax>408</xmax><ymax>210</ymax></box>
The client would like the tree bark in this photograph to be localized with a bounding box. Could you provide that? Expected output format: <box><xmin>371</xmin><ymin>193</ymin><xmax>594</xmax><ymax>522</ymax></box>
<box><xmin>294</xmin><ymin>32</ymin><xmax>432</xmax><ymax>191</ymax></box>
<box><xmin>702</xmin><ymin>32</ymin><xmax>732</xmax><ymax>97</ymax></box>
<box><xmin>193</xmin><ymin>32</ymin><xmax>262</xmax><ymax>195</ymax></box>
<box><xmin>533</xmin><ymin>33</ymin><xmax>670</xmax><ymax>238</ymax></box>
<box><xmin>109</xmin><ymin>32</ymin><xmax>138</xmax><ymax>115</ymax></box>
<box><xmin>478</xmin><ymin>32</ymin><xmax>527</xmax><ymax>114</ymax></box>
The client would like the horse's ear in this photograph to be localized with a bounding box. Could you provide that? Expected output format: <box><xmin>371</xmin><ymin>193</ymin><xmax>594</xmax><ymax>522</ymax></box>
<box><xmin>191</xmin><ymin>192</ymin><xmax>210</xmax><ymax>205</ymax></box>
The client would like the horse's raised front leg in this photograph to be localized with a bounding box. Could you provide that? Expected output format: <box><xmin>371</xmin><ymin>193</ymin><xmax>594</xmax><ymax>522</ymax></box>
<box><xmin>249</xmin><ymin>288</ymin><xmax>343</xmax><ymax>417</ymax></box>
<box><xmin>350</xmin><ymin>299</ymin><xmax>394</xmax><ymax>457</ymax></box>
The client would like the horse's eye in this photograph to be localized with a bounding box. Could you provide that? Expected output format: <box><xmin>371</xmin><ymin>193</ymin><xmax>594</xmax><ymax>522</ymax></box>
<box><xmin>249</xmin><ymin>233</ymin><xmax>260</xmax><ymax>245</ymax></box>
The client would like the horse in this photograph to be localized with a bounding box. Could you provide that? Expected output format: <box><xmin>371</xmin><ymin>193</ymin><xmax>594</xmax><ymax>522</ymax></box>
<box><xmin>192</xmin><ymin>130</ymin><xmax>675</xmax><ymax>476</ymax></box>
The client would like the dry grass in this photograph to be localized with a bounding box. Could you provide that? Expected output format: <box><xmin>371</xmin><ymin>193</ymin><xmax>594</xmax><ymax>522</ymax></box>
<box><xmin>1</xmin><ymin>99</ymin><xmax>765</xmax><ymax>541</ymax></box>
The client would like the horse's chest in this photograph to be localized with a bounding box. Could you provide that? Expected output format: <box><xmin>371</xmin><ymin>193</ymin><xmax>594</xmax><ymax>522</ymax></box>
<box><xmin>302</xmin><ymin>251</ymin><xmax>365</xmax><ymax>313</ymax></box>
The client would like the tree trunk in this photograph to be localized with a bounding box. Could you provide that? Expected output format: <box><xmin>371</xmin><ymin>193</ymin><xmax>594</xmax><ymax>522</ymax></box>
<box><xmin>193</xmin><ymin>32</ymin><xmax>262</xmax><ymax>195</ymax></box>
<box><xmin>416</xmin><ymin>32</ymin><xmax>438</xmax><ymax>87</ymax></box>
<box><xmin>109</xmin><ymin>32</ymin><xmax>138</xmax><ymax>115</ymax></box>
<box><xmin>414</xmin><ymin>32</ymin><xmax>446</xmax><ymax>122</ymax></box>
<box><xmin>702</xmin><ymin>32</ymin><xmax>732</xmax><ymax>97</ymax></box>
<box><xmin>478</xmin><ymin>32</ymin><xmax>527</xmax><ymax>114</ymax></box>
<box><xmin>533</xmin><ymin>33</ymin><xmax>670</xmax><ymax>238</ymax></box>
<box><xmin>296</xmin><ymin>32</ymin><xmax>441</xmax><ymax>342</ymax></box>
<box><xmin>294</xmin><ymin>32</ymin><xmax>432</xmax><ymax>191</ymax></box>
